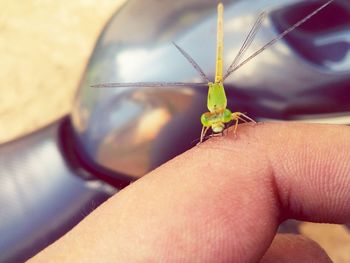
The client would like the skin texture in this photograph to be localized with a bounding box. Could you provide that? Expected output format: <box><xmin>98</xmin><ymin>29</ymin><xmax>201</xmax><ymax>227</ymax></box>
<box><xmin>29</xmin><ymin>122</ymin><xmax>350</xmax><ymax>262</ymax></box>
<box><xmin>260</xmin><ymin>234</ymin><xmax>332</xmax><ymax>263</ymax></box>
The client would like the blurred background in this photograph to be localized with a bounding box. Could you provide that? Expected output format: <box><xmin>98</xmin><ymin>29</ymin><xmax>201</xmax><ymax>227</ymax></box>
<box><xmin>0</xmin><ymin>0</ymin><xmax>349</xmax><ymax>262</ymax></box>
<box><xmin>0</xmin><ymin>0</ymin><xmax>126</xmax><ymax>143</ymax></box>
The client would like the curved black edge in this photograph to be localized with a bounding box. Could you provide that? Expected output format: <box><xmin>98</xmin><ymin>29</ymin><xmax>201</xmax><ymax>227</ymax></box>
<box><xmin>58</xmin><ymin>117</ymin><xmax>133</xmax><ymax>189</ymax></box>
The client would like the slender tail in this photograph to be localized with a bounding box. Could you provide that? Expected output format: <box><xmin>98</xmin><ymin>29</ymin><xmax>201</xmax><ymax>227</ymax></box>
<box><xmin>215</xmin><ymin>3</ymin><xmax>224</xmax><ymax>83</ymax></box>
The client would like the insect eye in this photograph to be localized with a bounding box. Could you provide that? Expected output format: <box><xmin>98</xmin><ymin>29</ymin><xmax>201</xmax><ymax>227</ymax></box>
<box><xmin>223</xmin><ymin>109</ymin><xmax>232</xmax><ymax>123</ymax></box>
<box><xmin>200</xmin><ymin>113</ymin><xmax>211</xmax><ymax>127</ymax></box>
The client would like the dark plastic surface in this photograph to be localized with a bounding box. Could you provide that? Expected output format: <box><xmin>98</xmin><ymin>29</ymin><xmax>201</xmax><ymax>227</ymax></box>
<box><xmin>0</xmin><ymin>118</ymin><xmax>115</xmax><ymax>263</ymax></box>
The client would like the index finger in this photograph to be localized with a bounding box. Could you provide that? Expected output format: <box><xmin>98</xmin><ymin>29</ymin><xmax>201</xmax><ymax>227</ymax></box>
<box><xmin>30</xmin><ymin>122</ymin><xmax>350</xmax><ymax>263</ymax></box>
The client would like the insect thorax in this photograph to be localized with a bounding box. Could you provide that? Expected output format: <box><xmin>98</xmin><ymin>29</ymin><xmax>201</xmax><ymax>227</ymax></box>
<box><xmin>207</xmin><ymin>82</ymin><xmax>227</xmax><ymax>112</ymax></box>
<box><xmin>200</xmin><ymin>108</ymin><xmax>233</xmax><ymax>133</ymax></box>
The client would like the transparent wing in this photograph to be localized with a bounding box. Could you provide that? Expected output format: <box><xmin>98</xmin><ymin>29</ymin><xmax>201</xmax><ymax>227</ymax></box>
<box><xmin>223</xmin><ymin>12</ymin><xmax>266</xmax><ymax>80</ymax></box>
<box><xmin>172</xmin><ymin>42</ymin><xmax>210</xmax><ymax>83</ymax></box>
<box><xmin>223</xmin><ymin>0</ymin><xmax>334</xmax><ymax>80</ymax></box>
<box><xmin>92</xmin><ymin>82</ymin><xmax>208</xmax><ymax>88</ymax></box>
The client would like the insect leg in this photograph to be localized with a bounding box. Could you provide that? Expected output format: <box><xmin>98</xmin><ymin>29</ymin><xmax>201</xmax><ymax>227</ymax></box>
<box><xmin>199</xmin><ymin>126</ymin><xmax>210</xmax><ymax>144</ymax></box>
<box><xmin>233</xmin><ymin>117</ymin><xmax>240</xmax><ymax>136</ymax></box>
<box><xmin>230</xmin><ymin>112</ymin><xmax>256</xmax><ymax>137</ymax></box>
<box><xmin>238</xmin><ymin>113</ymin><xmax>257</xmax><ymax>124</ymax></box>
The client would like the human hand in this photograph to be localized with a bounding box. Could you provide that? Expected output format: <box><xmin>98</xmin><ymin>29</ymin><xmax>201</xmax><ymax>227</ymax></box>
<box><xmin>30</xmin><ymin>123</ymin><xmax>350</xmax><ymax>262</ymax></box>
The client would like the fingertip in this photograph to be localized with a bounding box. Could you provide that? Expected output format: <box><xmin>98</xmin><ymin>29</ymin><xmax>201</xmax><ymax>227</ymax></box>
<box><xmin>261</xmin><ymin>233</ymin><xmax>332</xmax><ymax>263</ymax></box>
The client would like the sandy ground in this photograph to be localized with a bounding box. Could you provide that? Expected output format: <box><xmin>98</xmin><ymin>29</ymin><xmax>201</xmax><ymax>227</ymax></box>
<box><xmin>0</xmin><ymin>0</ymin><xmax>349</xmax><ymax>262</ymax></box>
<box><xmin>0</xmin><ymin>0</ymin><xmax>126</xmax><ymax>143</ymax></box>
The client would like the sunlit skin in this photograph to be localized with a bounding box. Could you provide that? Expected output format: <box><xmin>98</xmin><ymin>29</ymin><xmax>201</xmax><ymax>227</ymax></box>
<box><xmin>93</xmin><ymin>1</ymin><xmax>334</xmax><ymax>143</ymax></box>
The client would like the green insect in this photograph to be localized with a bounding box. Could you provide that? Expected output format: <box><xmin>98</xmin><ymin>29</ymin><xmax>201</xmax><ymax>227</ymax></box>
<box><xmin>94</xmin><ymin>1</ymin><xmax>334</xmax><ymax>143</ymax></box>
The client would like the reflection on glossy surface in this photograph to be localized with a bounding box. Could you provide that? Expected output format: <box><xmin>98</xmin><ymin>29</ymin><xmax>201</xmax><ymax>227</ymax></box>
<box><xmin>95</xmin><ymin>88</ymin><xmax>197</xmax><ymax>177</ymax></box>
<box><xmin>316</xmin><ymin>31</ymin><xmax>350</xmax><ymax>71</ymax></box>
<box><xmin>72</xmin><ymin>0</ymin><xmax>350</xmax><ymax>180</ymax></box>
<box><xmin>272</xmin><ymin>0</ymin><xmax>350</xmax><ymax>72</ymax></box>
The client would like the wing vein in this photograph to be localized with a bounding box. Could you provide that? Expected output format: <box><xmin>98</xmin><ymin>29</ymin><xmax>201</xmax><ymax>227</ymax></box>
<box><xmin>223</xmin><ymin>12</ymin><xmax>266</xmax><ymax>80</ymax></box>
<box><xmin>92</xmin><ymin>82</ymin><xmax>208</xmax><ymax>88</ymax></box>
<box><xmin>172</xmin><ymin>42</ymin><xmax>210</xmax><ymax>83</ymax></box>
<box><xmin>224</xmin><ymin>0</ymin><xmax>334</xmax><ymax>79</ymax></box>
